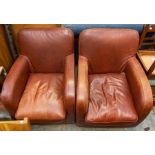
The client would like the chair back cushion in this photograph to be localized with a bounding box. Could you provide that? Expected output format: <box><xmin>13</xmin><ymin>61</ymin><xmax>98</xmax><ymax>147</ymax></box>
<box><xmin>18</xmin><ymin>28</ymin><xmax>74</xmax><ymax>73</ymax></box>
<box><xmin>79</xmin><ymin>28</ymin><xmax>139</xmax><ymax>73</ymax></box>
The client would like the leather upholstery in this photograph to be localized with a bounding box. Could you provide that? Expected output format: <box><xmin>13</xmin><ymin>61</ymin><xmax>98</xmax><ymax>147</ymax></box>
<box><xmin>16</xmin><ymin>73</ymin><xmax>65</xmax><ymax>122</ymax></box>
<box><xmin>0</xmin><ymin>28</ymin><xmax>75</xmax><ymax>123</ymax></box>
<box><xmin>79</xmin><ymin>28</ymin><xmax>139</xmax><ymax>74</ymax></box>
<box><xmin>64</xmin><ymin>25</ymin><xmax>144</xmax><ymax>64</ymax></box>
<box><xmin>76</xmin><ymin>56</ymin><xmax>89</xmax><ymax>124</ymax></box>
<box><xmin>125</xmin><ymin>57</ymin><xmax>153</xmax><ymax>122</ymax></box>
<box><xmin>85</xmin><ymin>73</ymin><xmax>138</xmax><ymax>125</ymax></box>
<box><xmin>0</xmin><ymin>56</ymin><xmax>30</xmax><ymax>116</ymax></box>
<box><xmin>77</xmin><ymin>28</ymin><xmax>153</xmax><ymax>126</ymax></box>
<box><xmin>18</xmin><ymin>28</ymin><xmax>74</xmax><ymax>73</ymax></box>
<box><xmin>64</xmin><ymin>54</ymin><xmax>75</xmax><ymax>123</ymax></box>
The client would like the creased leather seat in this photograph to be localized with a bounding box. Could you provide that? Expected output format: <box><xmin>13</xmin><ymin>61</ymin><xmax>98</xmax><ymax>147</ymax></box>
<box><xmin>85</xmin><ymin>73</ymin><xmax>137</xmax><ymax>124</ymax></box>
<box><xmin>77</xmin><ymin>28</ymin><xmax>153</xmax><ymax>127</ymax></box>
<box><xmin>16</xmin><ymin>73</ymin><xmax>65</xmax><ymax>121</ymax></box>
<box><xmin>0</xmin><ymin>28</ymin><xmax>75</xmax><ymax>123</ymax></box>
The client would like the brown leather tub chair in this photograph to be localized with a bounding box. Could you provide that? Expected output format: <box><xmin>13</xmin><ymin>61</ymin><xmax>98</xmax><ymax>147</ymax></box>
<box><xmin>0</xmin><ymin>28</ymin><xmax>75</xmax><ymax>123</ymax></box>
<box><xmin>76</xmin><ymin>28</ymin><xmax>153</xmax><ymax>127</ymax></box>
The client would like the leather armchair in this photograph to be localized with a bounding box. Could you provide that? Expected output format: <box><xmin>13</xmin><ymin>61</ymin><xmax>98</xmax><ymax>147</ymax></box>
<box><xmin>0</xmin><ymin>28</ymin><xmax>75</xmax><ymax>123</ymax></box>
<box><xmin>77</xmin><ymin>28</ymin><xmax>153</xmax><ymax>127</ymax></box>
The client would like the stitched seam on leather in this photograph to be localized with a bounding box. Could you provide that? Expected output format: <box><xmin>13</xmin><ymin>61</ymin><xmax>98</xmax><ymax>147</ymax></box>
<box><xmin>20</xmin><ymin>54</ymin><xmax>34</xmax><ymax>72</ymax></box>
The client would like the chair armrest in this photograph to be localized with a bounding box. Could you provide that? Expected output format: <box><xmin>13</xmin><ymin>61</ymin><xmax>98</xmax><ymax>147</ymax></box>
<box><xmin>124</xmin><ymin>57</ymin><xmax>153</xmax><ymax>122</ymax></box>
<box><xmin>0</xmin><ymin>102</ymin><xmax>11</xmax><ymax>120</ymax></box>
<box><xmin>64</xmin><ymin>54</ymin><xmax>75</xmax><ymax>123</ymax></box>
<box><xmin>0</xmin><ymin>55</ymin><xmax>31</xmax><ymax>116</ymax></box>
<box><xmin>76</xmin><ymin>56</ymin><xmax>89</xmax><ymax>125</ymax></box>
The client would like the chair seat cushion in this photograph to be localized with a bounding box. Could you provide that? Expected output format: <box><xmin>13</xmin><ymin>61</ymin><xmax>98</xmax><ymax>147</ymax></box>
<box><xmin>85</xmin><ymin>73</ymin><xmax>138</xmax><ymax>125</ymax></box>
<box><xmin>15</xmin><ymin>73</ymin><xmax>65</xmax><ymax>122</ymax></box>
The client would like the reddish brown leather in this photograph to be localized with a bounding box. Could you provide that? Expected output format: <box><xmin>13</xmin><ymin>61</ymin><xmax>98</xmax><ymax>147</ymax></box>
<box><xmin>18</xmin><ymin>28</ymin><xmax>74</xmax><ymax>73</ymax></box>
<box><xmin>64</xmin><ymin>54</ymin><xmax>75</xmax><ymax>123</ymax></box>
<box><xmin>0</xmin><ymin>56</ymin><xmax>30</xmax><ymax>116</ymax></box>
<box><xmin>15</xmin><ymin>73</ymin><xmax>65</xmax><ymax>121</ymax></box>
<box><xmin>79</xmin><ymin>28</ymin><xmax>139</xmax><ymax>74</ymax></box>
<box><xmin>77</xmin><ymin>28</ymin><xmax>152</xmax><ymax>127</ymax></box>
<box><xmin>1</xmin><ymin>28</ymin><xmax>75</xmax><ymax>123</ymax></box>
<box><xmin>76</xmin><ymin>56</ymin><xmax>89</xmax><ymax>125</ymax></box>
<box><xmin>125</xmin><ymin>57</ymin><xmax>153</xmax><ymax>122</ymax></box>
<box><xmin>85</xmin><ymin>73</ymin><xmax>138</xmax><ymax>125</ymax></box>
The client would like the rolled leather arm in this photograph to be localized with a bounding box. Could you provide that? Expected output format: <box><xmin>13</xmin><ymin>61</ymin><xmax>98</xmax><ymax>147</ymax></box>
<box><xmin>0</xmin><ymin>55</ymin><xmax>31</xmax><ymax>116</ymax></box>
<box><xmin>0</xmin><ymin>101</ymin><xmax>11</xmax><ymax>120</ymax></box>
<box><xmin>64</xmin><ymin>54</ymin><xmax>75</xmax><ymax>123</ymax></box>
<box><xmin>76</xmin><ymin>56</ymin><xmax>89</xmax><ymax>125</ymax></box>
<box><xmin>125</xmin><ymin>57</ymin><xmax>153</xmax><ymax>122</ymax></box>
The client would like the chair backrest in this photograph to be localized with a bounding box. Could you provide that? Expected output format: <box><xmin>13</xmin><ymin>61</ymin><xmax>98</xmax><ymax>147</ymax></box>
<box><xmin>79</xmin><ymin>28</ymin><xmax>139</xmax><ymax>74</ymax></box>
<box><xmin>18</xmin><ymin>28</ymin><xmax>74</xmax><ymax>73</ymax></box>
